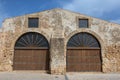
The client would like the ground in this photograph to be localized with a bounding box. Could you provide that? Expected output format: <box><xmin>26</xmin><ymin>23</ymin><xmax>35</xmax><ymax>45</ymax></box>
<box><xmin>0</xmin><ymin>72</ymin><xmax>119</xmax><ymax>80</ymax></box>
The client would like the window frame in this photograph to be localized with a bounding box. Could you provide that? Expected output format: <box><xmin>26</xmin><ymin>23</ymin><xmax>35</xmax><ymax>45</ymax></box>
<box><xmin>28</xmin><ymin>18</ymin><xmax>39</xmax><ymax>28</ymax></box>
<box><xmin>76</xmin><ymin>16</ymin><xmax>92</xmax><ymax>29</ymax></box>
<box><xmin>79</xmin><ymin>19</ymin><xmax>89</xmax><ymax>28</ymax></box>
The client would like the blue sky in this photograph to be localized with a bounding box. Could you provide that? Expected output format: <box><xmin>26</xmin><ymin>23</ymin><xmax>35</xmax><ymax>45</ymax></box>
<box><xmin>0</xmin><ymin>0</ymin><xmax>120</xmax><ymax>27</ymax></box>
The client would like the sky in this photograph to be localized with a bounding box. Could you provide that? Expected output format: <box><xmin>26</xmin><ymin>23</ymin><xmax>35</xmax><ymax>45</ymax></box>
<box><xmin>0</xmin><ymin>0</ymin><xmax>120</xmax><ymax>27</ymax></box>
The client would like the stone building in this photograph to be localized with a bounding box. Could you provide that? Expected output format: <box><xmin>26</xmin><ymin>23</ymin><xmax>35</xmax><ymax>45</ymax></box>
<box><xmin>0</xmin><ymin>8</ymin><xmax>120</xmax><ymax>74</ymax></box>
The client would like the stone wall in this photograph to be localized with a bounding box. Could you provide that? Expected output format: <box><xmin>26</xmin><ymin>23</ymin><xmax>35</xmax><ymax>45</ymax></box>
<box><xmin>0</xmin><ymin>8</ymin><xmax>120</xmax><ymax>74</ymax></box>
<box><xmin>61</xmin><ymin>9</ymin><xmax>120</xmax><ymax>73</ymax></box>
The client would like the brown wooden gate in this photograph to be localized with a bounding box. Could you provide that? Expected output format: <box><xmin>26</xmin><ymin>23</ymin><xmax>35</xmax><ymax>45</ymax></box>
<box><xmin>67</xmin><ymin>48</ymin><xmax>101</xmax><ymax>72</ymax></box>
<box><xmin>13</xmin><ymin>32</ymin><xmax>49</xmax><ymax>70</ymax></box>
<box><xmin>14</xmin><ymin>48</ymin><xmax>49</xmax><ymax>70</ymax></box>
<box><xmin>67</xmin><ymin>33</ymin><xmax>102</xmax><ymax>72</ymax></box>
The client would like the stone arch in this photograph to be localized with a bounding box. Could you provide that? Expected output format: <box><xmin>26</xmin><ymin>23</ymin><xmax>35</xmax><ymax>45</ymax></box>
<box><xmin>13</xmin><ymin>31</ymin><xmax>50</xmax><ymax>70</ymax></box>
<box><xmin>14</xmin><ymin>32</ymin><xmax>49</xmax><ymax>48</ymax></box>
<box><xmin>65</xmin><ymin>29</ymin><xmax>105</xmax><ymax>72</ymax></box>
<box><xmin>10</xmin><ymin>31</ymin><xmax>50</xmax><ymax>70</ymax></box>
<box><xmin>65</xmin><ymin>29</ymin><xmax>105</xmax><ymax>51</ymax></box>
<box><xmin>12</xmin><ymin>31</ymin><xmax>50</xmax><ymax>49</ymax></box>
<box><xmin>67</xmin><ymin>32</ymin><xmax>101</xmax><ymax>48</ymax></box>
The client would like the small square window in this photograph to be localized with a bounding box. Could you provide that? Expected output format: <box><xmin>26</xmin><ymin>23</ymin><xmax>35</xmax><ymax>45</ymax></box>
<box><xmin>79</xmin><ymin>19</ymin><xmax>88</xmax><ymax>28</ymax></box>
<box><xmin>28</xmin><ymin>18</ymin><xmax>39</xmax><ymax>28</ymax></box>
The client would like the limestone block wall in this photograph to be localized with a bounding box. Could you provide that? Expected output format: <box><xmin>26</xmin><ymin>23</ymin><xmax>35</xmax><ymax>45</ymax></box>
<box><xmin>61</xmin><ymin>10</ymin><xmax>120</xmax><ymax>73</ymax></box>
<box><xmin>0</xmin><ymin>30</ymin><xmax>10</xmax><ymax>71</ymax></box>
<box><xmin>0</xmin><ymin>8</ymin><xmax>119</xmax><ymax>74</ymax></box>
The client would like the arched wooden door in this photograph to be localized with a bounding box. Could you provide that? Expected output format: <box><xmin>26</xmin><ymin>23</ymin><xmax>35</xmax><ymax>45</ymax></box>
<box><xmin>13</xmin><ymin>32</ymin><xmax>49</xmax><ymax>70</ymax></box>
<box><xmin>67</xmin><ymin>32</ymin><xmax>102</xmax><ymax>72</ymax></box>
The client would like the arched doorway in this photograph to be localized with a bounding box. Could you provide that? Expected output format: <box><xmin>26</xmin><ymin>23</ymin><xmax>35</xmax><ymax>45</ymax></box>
<box><xmin>13</xmin><ymin>32</ymin><xmax>49</xmax><ymax>70</ymax></box>
<box><xmin>66</xmin><ymin>32</ymin><xmax>102</xmax><ymax>72</ymax></box>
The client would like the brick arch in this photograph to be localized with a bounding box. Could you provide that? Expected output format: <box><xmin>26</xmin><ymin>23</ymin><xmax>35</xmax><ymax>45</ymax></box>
<box><xmin>65</xmin><ymin>29</ymin><xmax>105</xmax><ymax>72</ymax></box>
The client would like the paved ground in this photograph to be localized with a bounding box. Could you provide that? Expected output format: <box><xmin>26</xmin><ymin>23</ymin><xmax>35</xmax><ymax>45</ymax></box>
<box><xmin>0</xmin><ymin>72</ymin><xmax>119</xmax><ymax>80</ymax></box>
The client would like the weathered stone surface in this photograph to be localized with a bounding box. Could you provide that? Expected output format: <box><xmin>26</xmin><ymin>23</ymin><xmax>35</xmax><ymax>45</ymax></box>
<box><xmin>0</xmin><ymin>8</ymin><xmax>120</xmax><ymax>74</ymax></box>
<box><xmin>50</xmin><ymin>38</ymin><xmax>65</xmax><ymax>74</ymax></box>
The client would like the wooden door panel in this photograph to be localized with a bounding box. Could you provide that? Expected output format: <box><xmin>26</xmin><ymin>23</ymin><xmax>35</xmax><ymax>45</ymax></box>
<box><xmin>67</xmin><ymin>49</ymin><xmax>102</xmax><ymax>72</ymax></box>
<box><xmin>13</xmin><ymin>49</ymin><xmax>49</xmax><ymax>70</ymax></box>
